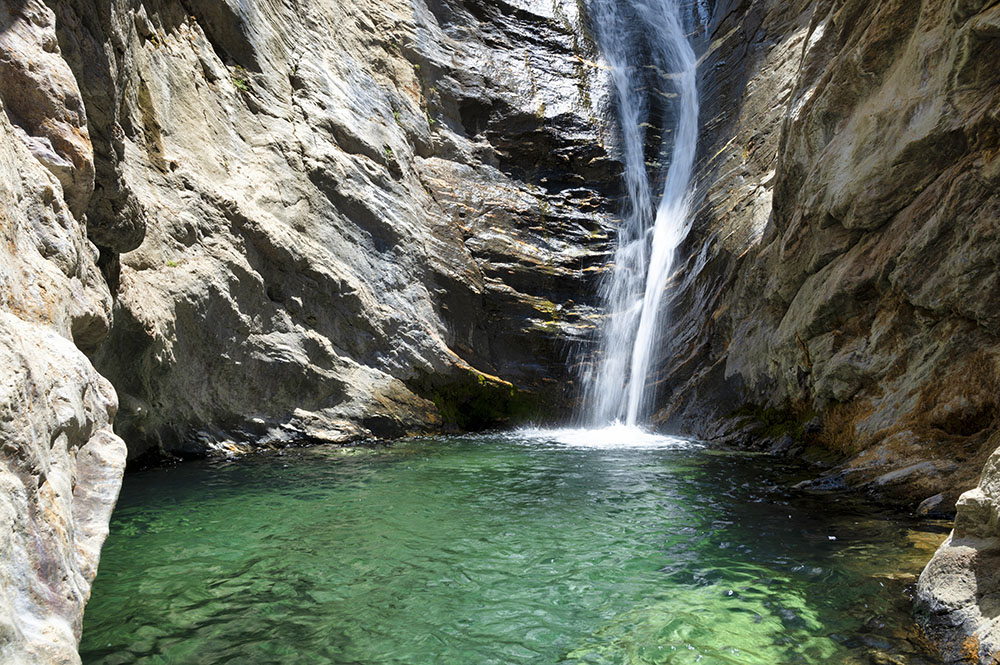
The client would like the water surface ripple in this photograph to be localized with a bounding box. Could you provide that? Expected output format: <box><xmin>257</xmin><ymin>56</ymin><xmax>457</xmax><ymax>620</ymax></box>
<box><xmin>81</xmin><ymin>434</ymin><xmax>943</xmax><ymax>665</ymax></box>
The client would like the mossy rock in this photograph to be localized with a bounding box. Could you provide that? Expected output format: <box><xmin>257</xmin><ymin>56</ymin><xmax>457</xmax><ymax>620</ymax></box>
<box><xmin>729</xmin><ymin>402</ymin><xmax>817</xmax><ymax>445</ymax></box>
<box><xmin>411</xmin><ymin>368</ymin><xmax>543</xmax><ymax>431</ymax></box>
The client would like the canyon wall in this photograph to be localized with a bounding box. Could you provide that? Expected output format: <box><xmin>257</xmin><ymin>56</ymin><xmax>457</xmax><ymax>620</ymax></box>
<box><xmin>666</xmin><ymin>0</ymin><xmax>1000</xmax><ymax>512</ymax></box>
<box><xmin>0</xmin><ymin>0</ymin><xmax>618</xmax><ymax>661</ymax></box>
<box><xmin>657</xmin><ymin>0</ymin><xmax>1000</xmax><ymax>661</ymax></box>
<box><xmin>0</xmin><ymin>3</ymin><xmax>126</xmax><ymax>662</ymax></box>
<box><xmin>51</xmin><ymin>0</ymin><xmax>620</xmax><ymax>461</ymax></box>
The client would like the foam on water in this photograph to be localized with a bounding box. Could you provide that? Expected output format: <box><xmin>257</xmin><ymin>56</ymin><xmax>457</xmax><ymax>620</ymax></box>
<box><xmin>514</xmin><ymin>424</ymin><xmax>696</xmax><ymax>449</ymax></box>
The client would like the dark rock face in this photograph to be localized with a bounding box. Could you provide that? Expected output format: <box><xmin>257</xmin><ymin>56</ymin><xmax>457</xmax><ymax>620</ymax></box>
<box><xmin>651</xmin><ymin>0</ymin><xmax>1000</xmax><ymax>513</ymax></box>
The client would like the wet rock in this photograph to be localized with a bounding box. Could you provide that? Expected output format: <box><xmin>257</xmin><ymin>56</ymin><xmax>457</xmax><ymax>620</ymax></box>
<box><xmin>868</xmin><ymin>652</ymin><xmax>908</xmax><ymax>665</ymax></box>
<box><xmin>917</xmin><ymin>494</ymin><xmax>947</xmax><ymax>518</ymax></box>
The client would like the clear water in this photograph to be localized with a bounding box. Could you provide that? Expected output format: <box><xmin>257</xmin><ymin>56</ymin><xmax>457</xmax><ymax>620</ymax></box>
<box><xmin>81</xmin><ymin>433</ymin><xmax>944</xmax><ymax>665</ymax></box>
<box><xmin>582</xmin><ymin>0</ymin><xmax>699</xmax><ymax>426</ymax></box>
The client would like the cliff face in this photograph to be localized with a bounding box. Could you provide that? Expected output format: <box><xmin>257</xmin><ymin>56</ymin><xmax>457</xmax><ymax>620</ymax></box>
<box><xmin>43</xmin><ymin>0</ymin><xmax>618</xmax><ymax>460</ymax></box>
<box><xmin>657</xmin><ymin>0</ymin><xmax>1000</xmax><ymax>660</ymax></box>
<box><xmin>0</xmin><ymin>0</ymin><xmax>617</xmax><ymax>660</ymax></box>
<box><xmin>0</xmin><ymin>3</ymin><xmax>126</xmax><ymax>662</ymax></box>
<box><xmin>657</xmin><ymin>0</ymin><xmax>1000</xmax><ymax>511</ymax></box>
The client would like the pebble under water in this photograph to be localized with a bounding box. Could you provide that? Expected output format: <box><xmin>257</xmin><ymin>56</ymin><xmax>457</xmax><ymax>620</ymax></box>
<box><xmin>80</xmin><ymin>432</ymin><xmax>947</xmax><ymax>664</ymax></box>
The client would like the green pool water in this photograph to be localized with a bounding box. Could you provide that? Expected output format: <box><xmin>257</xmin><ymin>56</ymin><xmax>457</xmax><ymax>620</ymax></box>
<box><xmin>80</xmin><ymin>430</ymin><xmax>945</xmax><ymax>665</ymax></box>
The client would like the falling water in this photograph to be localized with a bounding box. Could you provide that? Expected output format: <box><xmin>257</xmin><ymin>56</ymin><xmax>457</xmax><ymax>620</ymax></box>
<box><xmin>581</xmin><ymin>0</ymin><xmax>699</xmax><ymax>427</ymax></box>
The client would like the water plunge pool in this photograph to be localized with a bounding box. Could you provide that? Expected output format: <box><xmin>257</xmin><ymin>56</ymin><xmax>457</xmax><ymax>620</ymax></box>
<box><xmin>81</xmin><ymin>432</ymin><xmax>946</xmax><ymax>664</ymax></box>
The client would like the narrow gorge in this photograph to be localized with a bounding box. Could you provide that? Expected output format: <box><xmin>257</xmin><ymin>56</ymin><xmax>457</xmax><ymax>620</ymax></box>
<box><xmin>0</xmin><ymin>0</ymin><xmax>998</xmax><ymax>663</ymax></box>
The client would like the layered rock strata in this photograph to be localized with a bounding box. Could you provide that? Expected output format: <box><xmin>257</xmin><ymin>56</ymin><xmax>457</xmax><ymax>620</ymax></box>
<box><xmin>658</xmin><ymin>0</ymin><xmax>1000</xmax><ymax>511</ymax></box>
<box><xmin>43</xmin><ymin>0</ymin><xmax>618</xmax><ymax>460</ymax></box>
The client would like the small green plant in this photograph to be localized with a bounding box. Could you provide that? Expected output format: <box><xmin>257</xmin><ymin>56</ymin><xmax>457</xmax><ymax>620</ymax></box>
<box><xmin>232</xmin><ymin>66</ymin><xmax>250</xmax><ymax>92</ymax></box>
<box><xmin>384</xmin><ymin>145</ymin><xmax>394</xmax><ymax>160</ymax></box>
<box><xmin>165</xmin><ymin>259</ymin><xmax>181</xmax><ymax>268</ymax></box>
<box><xmin>393</xmin><ymin>110</ymin><xmax>402</xmax><ymax>125</ymax></box>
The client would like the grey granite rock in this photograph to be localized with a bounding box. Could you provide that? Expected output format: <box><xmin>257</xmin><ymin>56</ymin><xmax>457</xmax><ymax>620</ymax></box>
<box><xmin>34</xmin><ymin>0</ymin><xmax>619</xmax><ymax>460</ymax></box>
<box><xmin>918</xmin><ymin>446</ymin><xmax>1000</xmax><ymax>663</ymax></box>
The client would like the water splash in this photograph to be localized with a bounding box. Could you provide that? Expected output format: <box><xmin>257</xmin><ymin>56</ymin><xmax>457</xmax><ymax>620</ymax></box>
<box><xmin>514</xmin><ymin>424</ymin><xmax>695</xmax><ymax>449</ymax></box>
<box><xmin>581</xmin><ymin>0</ymin><xmax>699</xmax><ymax>428</ymax></box>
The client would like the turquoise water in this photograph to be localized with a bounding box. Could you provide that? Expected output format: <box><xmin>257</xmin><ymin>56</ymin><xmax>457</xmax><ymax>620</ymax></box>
<box><xmin>80</xmin><ymin>432</ymin><xmax>944</xmax><ymax>664</ymax></box>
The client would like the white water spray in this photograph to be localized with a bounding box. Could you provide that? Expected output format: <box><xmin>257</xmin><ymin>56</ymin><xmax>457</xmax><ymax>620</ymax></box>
<box><xmin>581</xmin><ymin>0</ymin><xmax>699</xmax><ymax>428</ymax></box>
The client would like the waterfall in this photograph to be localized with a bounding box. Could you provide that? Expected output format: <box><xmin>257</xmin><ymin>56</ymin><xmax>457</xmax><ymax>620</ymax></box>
<box><xmin>582</xmin><ymin>0</ymin><xmax>699</xmax><ymax>428</ymax></box>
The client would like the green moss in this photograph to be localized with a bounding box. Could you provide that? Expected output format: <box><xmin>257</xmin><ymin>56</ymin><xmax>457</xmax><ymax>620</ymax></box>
<box><xmin>729</xmin><ymin>402</ymin><xmax>816</xmax><ymax>443</ymax></box>
<box><xmin>412</xmin><ymin>369</ymin><xmax>543</xmax><ymax>430</ymax></box>
<box><xmin>232</xmin><ymin>66</ymin><xmax>251</xmax><ymax>92</ymax></box>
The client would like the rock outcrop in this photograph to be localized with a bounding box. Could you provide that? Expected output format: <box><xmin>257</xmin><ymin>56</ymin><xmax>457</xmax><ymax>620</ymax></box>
<box><xmin>918</xmin><ymin>446</ymin><xmax>1000</xmax><ymax>664</ymax></box>
<box><xmin>0</xmin><ymin>2</ymin><xmax>126</xmax><ymax>663</ymax></box>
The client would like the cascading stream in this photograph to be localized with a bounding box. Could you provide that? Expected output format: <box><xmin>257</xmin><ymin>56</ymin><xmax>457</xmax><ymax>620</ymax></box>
<box><xmin>582</xmin><ymin>0</ymin><xmax>699</xmax><ymax>428</ymax></box>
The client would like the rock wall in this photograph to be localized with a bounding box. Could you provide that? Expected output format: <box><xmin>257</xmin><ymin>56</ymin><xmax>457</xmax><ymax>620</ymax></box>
<box><xmin>655</xmin><ymin>0</ymin><xmax>1000</xmax><ymax>510</ymax></box>
<box><xmin>0</xmin><ymin>2</ymin><xmax>127</xmax><ymax>663</ymax></box>
<box><xmin>0</xmin><ymin>0</ymin><xmax>617</xmax><ymax>659</ymax></box>
<box><xmin>35</xmin><ymin>0</ymin><xmax>619</xmax><ymax>461</ymax></box>
<box><xmin>0</xmin><ymin>0</ymin><xmax>618</xmax><ymax>660</ymax></box>
<box><xmin>649</xmin><ymin>0</ymin><xmax>1000</xmax><ymax>661</ymax></box>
